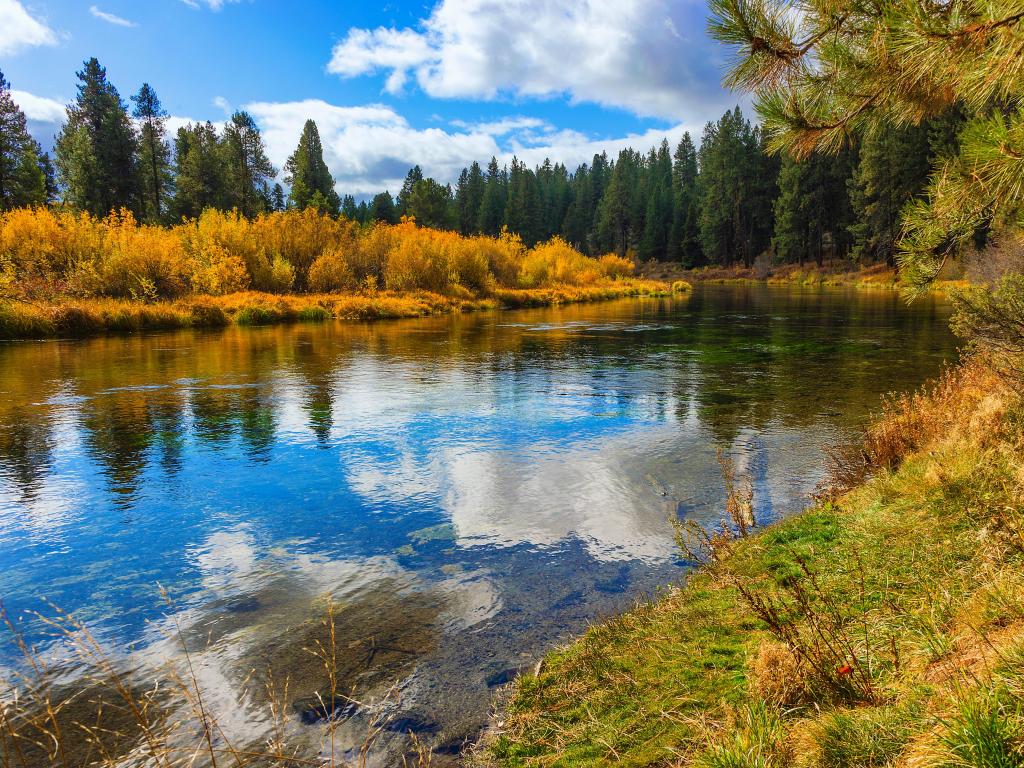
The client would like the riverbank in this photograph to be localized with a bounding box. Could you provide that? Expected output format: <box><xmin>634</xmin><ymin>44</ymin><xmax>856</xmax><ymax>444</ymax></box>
<box><xmin>484</xmin><ymin>356</ymin><xmax>1024</xmax><ymax>766</ymax></box>
<box><xmin>642</xmin><ymin>260</ymin><xmax>969</xmax><ymax>293</ymax></box>
<box><xmin>0</xmin><ymin>278</ymin><xmax>673</xmax><ymax>339</ymax></box>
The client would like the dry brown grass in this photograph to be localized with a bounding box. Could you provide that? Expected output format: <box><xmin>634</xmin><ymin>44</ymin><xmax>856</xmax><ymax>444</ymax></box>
<box><xmin>823</xmin><ymin>356</ymin><xmax>1007</xmax><ymax>496</ymax></box>
<box><xmin>0</xmin><ymin>599</ymin><xmax>433</xmax><ymax>768</ymax></box>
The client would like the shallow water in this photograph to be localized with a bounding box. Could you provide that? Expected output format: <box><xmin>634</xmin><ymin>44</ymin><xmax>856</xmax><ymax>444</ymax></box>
<box><xmin>0</xmin><ymin>284</ymin><xmax>956</xmax><ymax>763</ymax></box>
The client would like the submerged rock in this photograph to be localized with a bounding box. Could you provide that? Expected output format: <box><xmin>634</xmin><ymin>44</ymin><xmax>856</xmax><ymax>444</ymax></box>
<box><xmin>384</xmin><ymin>714</ymin><xmax>441</xmax><ymax>734</ymax></box>
<box><xmin>291</xmin><ymin>694</ymin><xmax>360</xmax><ymax>725</ymax></box>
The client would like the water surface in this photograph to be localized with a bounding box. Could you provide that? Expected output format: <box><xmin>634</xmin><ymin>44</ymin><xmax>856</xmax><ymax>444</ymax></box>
<box><xmin>0</xmin><ymin>285</ymin><xmax>956</xmax><ymax>763</ymax></box>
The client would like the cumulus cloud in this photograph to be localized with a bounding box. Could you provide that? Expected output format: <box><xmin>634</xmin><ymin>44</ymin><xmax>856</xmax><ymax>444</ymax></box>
<box><xmin>0</xmin><ymin>0</ymin><xmax>58</xmax><ymax>56</ymax></box>
<box><xmin>328</xmin><ymin>0</ymin><xmax>730</xmax><ymax>120</ymax></box>
<box><xmin>11</xmin><ymin>90</ymin><xmax>66</xmax><ymax>152</ymax></box>
<box><xmin>89</xmin><ymin>5</ymin><xmax>136</xmax><ymax>27</ymax></box>
<box><xmin>246</xmin><ymin>98</ymin><xmax>700</xmax><ymax>197</ymax></box>
<box><xmin>11</xmin><ymin>90</ymin><xmax>65</xmax><ymax>124</ymax></box>
<box><xmin>248</xmin><ymin>99</ymin><xmax>499</xmax><ymax>196</ymax></box>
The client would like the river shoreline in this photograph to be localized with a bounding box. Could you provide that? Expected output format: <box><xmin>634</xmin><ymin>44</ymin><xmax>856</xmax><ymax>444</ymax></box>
<box><xmin>0</xmin><ymin>279</ymin><xmax>675</xmax><ymax>340</ymax></box>
<box><xmin>642</xmin><ymin>259</ymin><xmax>968</xmax><ymax>293</ymax></box>
<box><xmin>482</xmin><ymin>357</ymin><xmax>1024</xmax><ymax>766</ymax></box>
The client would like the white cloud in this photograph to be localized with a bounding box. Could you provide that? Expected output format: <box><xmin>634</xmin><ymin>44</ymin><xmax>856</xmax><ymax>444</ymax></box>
<box><xmin>246</xmin><ymin>98</ymin><xmax>700</xmax><ymax>197</ymax></box>
<box><xmin>247</xmin><ymin>99</ymin><xmax>500</xmax><ymax>196</ymax></box>
<box><xmin>212</xmin><ymin>95</ymin><xmax>232</xmax><ymax>114</ymax></box>
<box><xmin>11</xmin><ymin>90</ymin><xmax>66</xmax><ymax>152</ymax></box>
<box><xmin>0</xmin><ymin>0</ymin><xmax>58</xmax><ymax>55</ymax></box>
<box><xmin>89</xmin><ymin>5</ymin><xmax>136</xmax><ymax>26</ymax></box>
<box><xmin>328</xmin><ymin>0</ymin><xmax>730</xmax><ymax>121</ymax></box>
<box><xmin>11</xmin><ymin>90</ymin><xmax>65</xmax><ymax>123</ymax></box>
<box><xmin>449</xmin><ymin>116</ymin><xmax>549</xmax><ymax>136</ymax></box>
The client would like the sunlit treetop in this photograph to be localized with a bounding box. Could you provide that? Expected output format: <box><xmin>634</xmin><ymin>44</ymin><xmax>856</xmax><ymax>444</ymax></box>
<box><xmin>709</xmin><ymin>0</ymin><xmax>1024</xmax><ymax>289</ymax></box>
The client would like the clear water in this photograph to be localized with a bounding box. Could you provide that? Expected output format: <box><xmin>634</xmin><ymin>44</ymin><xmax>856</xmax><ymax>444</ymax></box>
<box><xmin>0</xmin><ymin>285</ymin><xmax>957</xmax><ymax>763</ymax></box>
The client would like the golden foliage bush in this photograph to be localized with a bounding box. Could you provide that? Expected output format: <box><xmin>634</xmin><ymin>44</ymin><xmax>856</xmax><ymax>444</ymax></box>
<box><xmin>597</xmin><ymin>253</ymin><xmax>636</xmax><ymax>279</ymax></box>
<box><xmin>308</xmin><ymin>247</ymin><xmax>357</xmax><ymax>293</ymax></box>
<box><xmin>521</xmin><ymin>237</ymin><xmax>604</xmax><ymax>287</ymax></box>
<box><xmin>824</xmin><ymin>357</ymin><xmax>1007</xmax><ymax>495</ymax></box>
<box><xmin>0</xmin><ymin>207</ymin><xmax>655</xmax><ymax>307</ymax></box>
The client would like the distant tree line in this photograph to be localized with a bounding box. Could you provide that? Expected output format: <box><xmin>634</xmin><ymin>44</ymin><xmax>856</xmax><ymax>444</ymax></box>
<box><xmin>0</xmin><ymin>59</ymin><xmax>338</xmax><ymax>225</ymax></box>
<box><xmin>0</xmin><ymin>58</ymin><xmax>963</xmax><ymax>267</ymax></box>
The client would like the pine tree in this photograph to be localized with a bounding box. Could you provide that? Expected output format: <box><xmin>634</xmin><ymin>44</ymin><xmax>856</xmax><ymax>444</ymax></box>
<box><xmin>397</xmin><ymin>165</ymin><xmax>423</xmax><ymax>216</ymax></box>
<box><xmin>638</xmin><ymin>140</ymin><xmax>674</xmax><ymax>261</ymax></box>
<box><xmin>55</xmin><ymin>58</ymin><xmax>138</xmax><ymax>216</ymax></box>
<box><xmin>477</xmin><ymin>157</ymin><xmax>507</xmax><ymax>237</ymax></box>
<box><xmin>668</xmin><ymin>133</ymin><xmax>701</xmax><ymax>265</ymax></box>
<box><xmin>130</xmin><ymin>83</ymin><xmax>172</xmax><ymax>223</ymax></box>
<box><xmin>272</xmin><ymin>183</ymin><xmax>286</xmax><ymax>212</ymax></box>
<box><xmin>0</xmin><ymin>70</ymin><xmax>47</xmax><ymax>210</ymax></box>
<box><xmin>170</xmin><ymin>121</ymin><xmax>227</xmax><ymax>220</ymax></box>
<box><xmin>369</xmin><ymin>191</ymin><xmax>397</xmax><ymax>223</ymax></box>
<box><xmin>709</xmin><ymin>0</ymin><xmax>1024</xmax><ymax>288</ymax></box>
<box><xmin>455</xmin><ymin>161</ymin><xmax>485</xmax><ymax>235</ymax></box>
<box><xmin>407</xmin><ymin>177</ymin><xmax>454</xmax><ymax>229</ymax></box>
<box><xmin>39</xmin><ymin>152</ymin><xmax>58</xmax><ymax>204</ymax></box>
<box><xmin>697</xmin><ymin>107</ymin><xmax>778</xmax><ymax>266</ymax></box>
<box><xmin>773</xmin><ymin>148</ymin><xmax>857</xmax><ymax>265</ymax></box>
<box><xmin>222</xmin><ymin>110</ymin><xmax>275</xmax><ymax>218</ymax></box>
<box><xmin>284</xmin><ymin>120</ymin><xmax>340</xmax><ymax>215</ymax></box>
<box><xmin>562</xmin><ymin>163</ymin><xmax>592</xmax><ymax>251</ymax></box>
<box><xmin>848</xmin><ymin>124</ymin><xmax>932</xmax><ymax>264</ymax></box>
<box><xmin>504</xmin><ymin>158</ymin><xmax>542</xmax><ymax>245</ymax></box>
<box><xmin>341</xmin><ymin>194</ymin><xmax>358</xmax><ymax>220</ymax></box>
<box><xmin>597</xmin><ymin>149</ymin><xmax>643</xmax><ymax>256</ymax></box>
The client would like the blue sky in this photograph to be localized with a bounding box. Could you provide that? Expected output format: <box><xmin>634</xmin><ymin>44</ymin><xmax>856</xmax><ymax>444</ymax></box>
<box><xmin>1</xmin><ymin>0</ymin><xmax>739</xmax><ymax>196</ymax></box>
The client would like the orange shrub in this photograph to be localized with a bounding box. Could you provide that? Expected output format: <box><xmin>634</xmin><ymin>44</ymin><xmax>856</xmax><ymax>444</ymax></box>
<box><xmin>308</xmin><ymin>247</ymin><xmax>357</xmax><ymax>293</ymax></box>
<box><xmin>520</xmin><ymin>237</ymin><xmax>603</xmax><ymax>287</ymax></box>
<box><xmin>0</xmin><ymin>207</ymin><xmax>104</xmax><ymax>283</ymax></box>
<box><xmin>0</xmin><ymin>206</ymin><xmax>647</xmax><ymax>303</ymax></box>
<box><xmin>182</xmin><ymin>210</ymin><xmax>273</xmax><ymax>291</ymax></box>
<box><xmin>94</xmin><ymin>210</ymin><xmax>189</xmax><ymax>299</ymax></box>
<box><xmin>189</xmin><ymin>242</ymin><xmax>250</xmax><ymax>296</ymax></box>
<box><xmin>598</xmin><ymin>253</ymin><xmax>635</xmax><ymax>279</ymax></box>
<box><xmin>253</xmin><ymin>209</ymin><xmax>356</xmax><ymax>289</ymax></box>
<box><xmin>383</xmin><ymin>222</ymin><xmax>456</xmax><ymax>292</ymax></box>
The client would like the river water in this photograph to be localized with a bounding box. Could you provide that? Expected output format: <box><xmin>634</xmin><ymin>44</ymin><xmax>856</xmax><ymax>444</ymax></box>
<box><xmin>0</xmin><ymin>285</ymin><xmax>956</xmax><ymax>764</ymax></box>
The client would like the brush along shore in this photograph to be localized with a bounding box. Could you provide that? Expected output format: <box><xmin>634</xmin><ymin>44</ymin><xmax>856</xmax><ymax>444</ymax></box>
<box><xmin>0</xmin><ymin>279</ymin><xmax>675</xmax><ymax>339</ymax></box>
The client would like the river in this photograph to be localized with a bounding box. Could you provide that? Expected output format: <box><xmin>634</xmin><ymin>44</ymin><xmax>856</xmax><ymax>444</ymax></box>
<box><xmin>0</xmin><ymin>284</ymin><xmax>956</xmax><ymax>765</ymax></box>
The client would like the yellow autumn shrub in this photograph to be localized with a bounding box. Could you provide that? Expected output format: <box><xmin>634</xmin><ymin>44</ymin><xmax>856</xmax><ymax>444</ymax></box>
<box><xmin>308</xmin><ymin>247</ymin><xmax>357</xmax><ymax>293</ymax></box>
<box><xmin>0</xmin><ymin>207</ymin><xmax>643</xmax><ymax>302</ymax></box>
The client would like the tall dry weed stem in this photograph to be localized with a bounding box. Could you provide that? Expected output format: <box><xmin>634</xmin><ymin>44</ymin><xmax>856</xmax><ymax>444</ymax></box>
<box><xmin>0</xmin><ymin>596</ymin><xmax>433</xmax><ymax>768</ymax></box>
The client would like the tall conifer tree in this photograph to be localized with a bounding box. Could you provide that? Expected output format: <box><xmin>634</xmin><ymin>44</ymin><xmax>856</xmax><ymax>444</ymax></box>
<box><xmin>0</xmin><ymin>70</ymin><xmax>47</xmax><ymax>210</ymax></box>
<box><xmin>131</xmin><ymin>83</ymin><xmax>172</xmax><ymax>223</ymax></box>
<box><xmin>55</xmin><ymin>58</ymin><xmax>138</xmax><ymax>216</ymax></box>
<box><xmin>284</xmin><ymin>120</ymin><xmax>340</xmax><ymax>215</ymax></box>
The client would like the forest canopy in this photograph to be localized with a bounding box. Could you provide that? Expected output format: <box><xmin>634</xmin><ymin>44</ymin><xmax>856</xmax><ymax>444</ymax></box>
<box><xmin>0</xmin><ymin>53</ymin><xmax>973</xmax><ymax>271</ymax></box>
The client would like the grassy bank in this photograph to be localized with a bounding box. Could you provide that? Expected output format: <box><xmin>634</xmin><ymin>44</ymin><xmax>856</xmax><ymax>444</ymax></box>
<box><xmin>0</xmin><ymin>279</ymin><xmax>671</xmax><ymax>339</ymax></box>
<box><xmin>642</xmin><ymin>260</ymin><xmax>968</xmax><ymax>293</ymax></box>
<box><xmin>485</xmin><ymin>357</ymin><xmax>1024</xmax><ymax>766</ymax></box>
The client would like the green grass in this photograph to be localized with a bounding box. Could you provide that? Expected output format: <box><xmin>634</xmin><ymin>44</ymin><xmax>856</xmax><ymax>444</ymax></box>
<box><xmin>486</xmin><ymin>362</ymin><xmax>1024</xmax><ymax>767</ymax></box>
<box><xmin>0</xmin><ymin>279</ymin><xmax>668</xmax><ymax>339</ymax></box>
